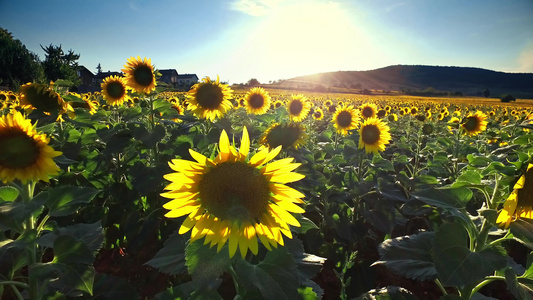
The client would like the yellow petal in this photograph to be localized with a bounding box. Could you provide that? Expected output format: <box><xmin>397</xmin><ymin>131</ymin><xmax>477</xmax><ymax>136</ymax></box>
<box><xmin>270</xmin><ymin>203</ymin><xmax>301</xmax><ymax>227</ymax></box>
<box><xmin>219</xmin><ymin>129</ymin><xmax>231</xmax><ymax>155</ymax></box>
<box><xmin>272</xmin><ymin>198</ymin><xmax>305</xmax><ymax>213</ymax></box>
<box><xmin>165</xmin><ymin>204</ymin><xmax>200</xmax><ymax>219</ymax></box>
<box><xmin>262</xmin><ymin>158</ymin><xmax>296</xmax><ymax>174</ymax></box>
<box><xmin>162</xmin><ymin>197</ymin><xmax>198</xmax><ymax>210</ymax></box>
<box><xmin>178</xmin><ymin>215</ymin><xmax>197</xmax><ymax>234</ymax></box>
<box><xmin>228</xmin><ymin>223</ymin><xmax>240</xmax><ymax>258</ymax></box>
<box><xmin>239</xmin><ymin>127</ymin><xmax>250</xmax><ymax>158</ymax></box>
<box><xmin>270</xmin><ymin>183</ymin><xmax>306</xmax><ymax>199</ymax></box>
<box><xmin>268</xmin><ymin>172</ymin><xmax>305</xmax><ymax>184</ymax></box>
<box><xmin>189</xmin><ymin>149</ymin><xmax>214</xmax><ymax>167</ymax></box>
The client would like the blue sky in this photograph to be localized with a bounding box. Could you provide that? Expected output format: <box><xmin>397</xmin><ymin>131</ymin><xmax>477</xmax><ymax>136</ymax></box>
<box><xmin>1</xmin><ymin>0</ymin><xmax>532</xmax><ymax>84</ymax></box>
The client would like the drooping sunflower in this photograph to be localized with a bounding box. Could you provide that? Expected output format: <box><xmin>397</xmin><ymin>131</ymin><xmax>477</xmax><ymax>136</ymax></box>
<box><xmin>332</xmin><ymin>104</ymin><xmax>360</xmax><ymax>135</ymax></box>
<box><xmin>287</xmin><ymin>94</ymin><xmax>311</xmax><ymax>122</ymax></box>
<box><xmin>68</xmin><ymin>93</ymin><xmax>98</xmax><ymax>115</ymax></box>
<box><xmin>186</xmin><ymin>76</ymin><xmax>233</xmax><ymax>121</ymax></box>
<box><xmin>244</xmin><ymin>87</ymin><xmax>271</xmax><ymax>115</ymax></box>
<box><xmin>0</xmin><ymin>110</ymin><xmax>62</xmax><ymax>183</ymax></box>
<box><xmin>19</xmin><ymin>82</ymin><xmax>72</xmax><ymax>120</ymax></box>
<box><xmin>101</xmin><ymin>75</ymin><xmax>130</xmax><ymax>106</ymax></box>
<box><xmin>170</xmin><ymin>102</ymin><xmax>185</xmax><ymax>123</ymax></box>
<box><xmin>461</xmin><ymin>111</ymin><xmax>488</xmax><ymax>136</ymax></box>
<box><xmin>161</xmin><ymin>127</ymin><xmax>305</xmax><ymax>258</ymax></box>
<box><xmin>260</xmin><ymin>122</ymin><xmax>306</xmax><ymax>150</ymax></box>
<box><xmin>497</xmin><ymin>163</ymin><xmax>533</xmax><ymax>228</ymax></box>
<box><xmin>360</xmin><ymin>103</ymin><xmax>378</xmax><ymax>119</ymax></box>
<box><xmin>447</xmin><ymin>116</ymin><xmax>461</xmax><ymax>132</ymax></box>
<box><xmin>358</xmin><ymin>117</ymin><xmax>392</xmax><ymax>154</ymax></box>
<box><xmin>121</xmin><ymin>56</ymin><xmax>157</xmax><ymax>94</ymax></box>
<box><xmin>312</xmin><ymin>107</ymin><xmax>324</xmax><ymax>120</ymax></box>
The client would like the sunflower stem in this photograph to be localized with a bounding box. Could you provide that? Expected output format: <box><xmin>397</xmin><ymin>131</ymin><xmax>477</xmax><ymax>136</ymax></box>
<box><xmin>21</xmin><ymin>181</ymin><xmax>39</xmax><ymax>300</ymax></box>
<box><xmin>434</xmin><ymin>278</ymin><xmax>448</xmax><ymax>296</ymax></box>
<box><xmin>228</xmin><ymin>265</ymin><xmax>241</xmax><ymax>296</ymax></box>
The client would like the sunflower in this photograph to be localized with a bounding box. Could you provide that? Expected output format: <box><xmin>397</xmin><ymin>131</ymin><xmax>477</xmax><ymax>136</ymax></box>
<box><xmin>358</xmin><ymin>117</ymin><xmax>392</xmax><ymax>154</ymax></box>
<box><xmin>312</xmin><ymin>107</ymin><xmax>324</xmax><ymax>120</ymax></box>
<box><xmin>170</xmin><ymin>102</ymin><xmax>185</xmax><ymax>123</ymax></box>
<box><xmin>161</xmin><ymin>127</ymin><xmax>305</xmax><ymax>258</ymax></box>
<box><xmin>186</xmin><ymin>76</ymin><xmax>233</xmax><ymax>121</ymax></box>
<box><xmin>101</xmin><ymin>75</ymin><xmax>130</xmax><ymax>106</ymax></box>
<box><xmin>0</xmin><ymin>111</ymin><xmax>62</xmax><ymax>183</ymax></box>
<box><xmin>121</xmin><ymin>56</ymin><xmax>157</xmax><ymax>94</ymax></box>
<box><xmin>18</xmin><ymin>82</ymin><xmax>72</xmax><ymax>120</ymax></box>
<box><xmin>260</xmin><ymin>122</ymin><xmax>306</xmax><ymax>150</ymax></box>
<box><xmin>68</xmin><ymin>93</ymin><xmax>98</xmax><ymax>115</ymax></box>
<box><xmin>447</xmin><ymin>116</ymin><xmax>461</xmax><ymax>132</ymax></box>
<box><xmin>387</xmin><ymin>113</ymin><xmax>398</xmax><ymax>122</ymax></box>
<box><xmin>244</xmin><ymin>87</ymin><xmax>271</xmax><ymax>115</ymax></box>
<box><xmin>360</xmin><ymin>103</ymin><xmax>378</xmax><ymax>119</ymax></box>
<box><xmin>461</xmin><ymin>111</ymin><xmax>488</xmax><ymax>136</ymax></box>
<box><xmin>287</xmin><ymin>94</ymin><xmax>311</xmax><ymax>122</ymax></box>
<box><xmin>497</xmin><ymin>163</ymin><xmax>533</xmax><ymax>228</ymax></box>
<box><xmin>274</xmin><ymin>100</ymin><xmax>284</xmax><ymax>109</ymax></box>
<box><xmin>333</xmin><ymin>104</ymin><xmax>360</xmax><ymax>135</ymax></box>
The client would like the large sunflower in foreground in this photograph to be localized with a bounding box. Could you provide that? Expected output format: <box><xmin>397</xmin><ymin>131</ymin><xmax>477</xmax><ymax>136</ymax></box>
<box><xmin>358</xmin><ymin>117</ymin><xmax>391</xmax><ymax>154</ymax></box>
<box><xmin>332</xmin><ymin>104</ymin><xmax>360</xmax><ymax>135</ymax></box>
<box><xmin>497</xmin><ymin>163</ymin><xmax>533</xmax><ymax>228</ymax></box>
<box><xmin>186</xmin><ymin>76</ymin><xmax>233</xmax><ymax>121</ymax></box>
<box><xmin>0</xmin><ymin>111</ymin><xmax>62</xmax><ymax>183</ymax></box>
<box><xmin>19</xmin><ymin>82</ymin><xmax>72</xmax><ymax>120</ymax></box>
<box><xmin>161</xmin><ymin>127</ymin><xmax>305</xmax><ymax>258</ymax></box>
<box><xmin>461</xmin><ymin>111</ymin><xmax>488</xmax><ymax>136</ymax></box>
<box><xmin>101</xmin><ymin>75</ymin><xmax>130</xmax><ymax>106</ymax></box>
<box><xmin>287</xmin><ymin>94</ymin><xmax>311</xmax><ymax>122</ymax></box>
<box><xmin>244</xmin><ymin>87</ymin><xmax>271</xmax><ymax>115</ymax></box>
<box><xmin>121</xmin><ymin>56</ymin><xmax>157</xmax><ymax>94</ymax></box>
<box><xmin>260</xmin><ymin>122</ymin><xmax>306</xmax><ymax>150</ymax></box>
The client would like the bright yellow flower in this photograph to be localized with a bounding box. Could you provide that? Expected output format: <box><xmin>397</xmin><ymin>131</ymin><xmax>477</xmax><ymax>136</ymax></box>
<box><xmin>121</xmin><ymin>56</ymin><xmax>157</xmax><ymax>94</ymax></box>
<box><xmin>18</xmin><ymin>82</ymin><xmax>73</xmax><ymax>121</ymax></box>
<box><xmin>161</xmin><ymin>127</ymin><xmax>305</xmax><ymax>258</ymax></box>
<box><xmin>461</xmin><ymin>111</ymin><xmax>488</xmax><ymax>136</ymax></box>
<box><xmin>186</xmin><ymin>76</ymin><xmax>233</xmax><ymax>121</ymax></box>
<box><xmin>287</xmin><ymin>94</ymin><xmax>311</xmax><ymax>122</ymax></box>
<box><xmin>0</xmin><ymin>111</ymin><xmax>62</xmax><ymax>183</ymax></box>
<box><xmin>101</xmin><ymin>75</ymin><xmax>130</xmax><ymax>106</ymax></box>
<box><xmin>497</xmin><ymin>163</ymin><xmax>533</xmax><ymax>228</ymax></box>
<box><xmin>358</xmin><ymin>117</ymin><xmax>391</xmax><ymax>154</ymax></box>
<box><xmin>312</xmin><ymin>107</ymin><xmax>324</xmax><ymax>120</ymax></box>
<box><xmin>360</xmin><ymin>103</ymin><xmax>378</xmax><ymax>119</ymax></box>
<box><xmin>244</xmin><ymin>87</ymin><xmax>271</xmax><ymax>115</ymax></box>
<box><xmin>333</xmin><ymin>104</ymin><xmax>360</xmax><ymax>135</ymax></box>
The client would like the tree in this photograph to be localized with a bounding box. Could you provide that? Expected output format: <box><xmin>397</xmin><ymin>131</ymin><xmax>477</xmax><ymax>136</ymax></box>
<box><xmin>247</xmin><ymin>78</ymin><xmax>260</xmax><ymax>86</ymax></box>
<box><xmin>500</xmin><ymin>94</ymin><xmax>516</xmax><ymax>103</ymax></box>
<box><xmin>40</xmin><ymin>44</ymin><xmax>81</xmax><ymax>86</ymax></box>
<box><xmin>0</xmin><ymin>28</ymin><xmax>44</xmax><ymax>89</ymax></box>
<box><xmin>483</xmin><ymin>88</ymin><xmax>490</xmax><ymax>98</ymax></box>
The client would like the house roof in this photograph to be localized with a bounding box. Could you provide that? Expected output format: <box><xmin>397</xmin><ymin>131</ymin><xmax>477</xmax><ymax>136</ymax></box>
<box><xmin>78</xmin><ymin>65</ymin><xmax>94</xmax><ymax>76</ymax></box>
<box><xmin>177</xmin><ymin>74</ymin><xmax>198</xmax><ymax>79</ymax></box>
<box><xmin>94</xmin><ymin>71</ymin><xmax>122</xmax><ymax>79</ymax></box>
<box><xmin>159</xmin><ymin>69</ymin><xmax>178</xmax><ymax>76</ymax></box>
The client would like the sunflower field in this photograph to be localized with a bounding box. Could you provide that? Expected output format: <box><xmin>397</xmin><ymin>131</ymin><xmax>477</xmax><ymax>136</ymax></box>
<box><xmin>2</xmin><ymin>57</ymin><xmax>533</xmax><ymax>300</ymax></box>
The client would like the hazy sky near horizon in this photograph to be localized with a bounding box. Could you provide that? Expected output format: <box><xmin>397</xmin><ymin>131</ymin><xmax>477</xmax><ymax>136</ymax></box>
<box><xmin>1</xmin><ymin>0</ymin><xmax>532</xmax><ymax>84</ymax></box>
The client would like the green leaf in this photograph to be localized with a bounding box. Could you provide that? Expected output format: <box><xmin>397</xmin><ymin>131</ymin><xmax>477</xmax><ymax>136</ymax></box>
<box><xmin>52</xmin><ymin>235</ymin><xmax>94</xmax><ymax>265</ymax></box>
<box><xmin>31</xmin><ymin>263</ymin><xmax>95</xmax><ymax>296</ymax></box>
<box><xmin>145</xmin><ymin>233</ymin><xmax>187</xmax><ymax>275</ymax></box>
<box><xmin>510</xmin><ymin>219</ymin><xmax>533</xmax><ymax>249</ymax></box>
<box><xmin>0</xmin><ymin>230</ymin><xmax>36</xmax><ymax>276</ymax></box>
<box><xmin>432</xmin><ymin>222</ymin><xmax>507</xmax><ymax>286</ymax></box>
<box><xmin>38</xmin><ymin>222</ymin><xmax>103</xmax><ymax>252</ymax></box>
<box><xmin>0</xmin><ymin>186</ymin><xmax>19</xmax><ymax>202</ymax></box>
<box><xmin>373</xmin><ymin>231</ymin><xmax>437</xmax><ymax>281</ymax></box>
<box><xmin>0</xmin><ymin>192</ymin><xmax>47</xmax><ymax>232</ymax></box>
<box><xmin>467</xmin><ymin>154</ymin><xmax>492</xmax><ymax>167</ymax></box>
<box><xmin>505</xmin><ymin>267</ymin><xmax>533</xmax><ymax>300</ymax></box>
<box><xmin>354</xmin><ymin>286</ymin><xmax>417</xmax><ymax>300</ymax></box>
<box><xmin>411</xmin><ymin>186</ymin><xmax>473</xmax><ymax>210</ymax></box>
<box><xmin>236</xmin><ymin>247</ymin><xmax>299</xmax><ymax>300</ymax></box>
<box><xmin>371</xmin><ymin>154</ymin><xmax>395</xmax><ymax>172</ymax></box>
<box><xmin>45</xmin><ymin>186</ymin><xmax>100</xmax><ymax>217</ymax></box>
<box><xmin>452</xmin><ymin>170</ymin><xmax>482</xmax><ymax>188</ymax></box>
<box><xmin>185</xmin><ymin>239</ymin><xmax>235</xmax><ymax>288</ymax></box>
<box><xmin>294</xmin><ymin>215</ymin><xmax>319</xmax><ymax>234</ymax></box>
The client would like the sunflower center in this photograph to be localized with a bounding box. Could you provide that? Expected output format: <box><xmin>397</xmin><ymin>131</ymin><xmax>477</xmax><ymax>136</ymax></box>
<box><xmin>314</xmin><ymin>111</ymin><xmax>322</xmax><ymax>118</ymax></box>
<box><xmin>337</xmin><ymin>111</ymin><xmax>353</xmax><ymax>128</ymax></box>
<box><xmin>267</xmin><ymin>125</ymin><xmax>301</xmax><ymax>149</ymax></box>
<box><xmin>133</xmin><ymin>65</ymin><xmax>154</xmax><ymax>87</ymax></box>
<box><xmin>362</xmin><ymin>107</ymin><xmax>374</xmax><ymax>118</ymax></box>
<box><xmin>198</xmin><ymin>161</ymin><xmax>270</xmax><ymax>222</ymax></box>
<box><xmin>249</xmin><ymin>94</ymin><xmax>265</xmax><ymax>109</ymax></box>
<box><xmin>106</xmin><ymin>81</ymin><xmax>126</xmax><ymax>99</ymax></box>
<box><xmin>517</xmin><ymin>168</ymin><xmax>533</xmax><ymax>208</ymax></box>
<box><xmin>196</xmin><ymin>83</ymin><xmax>224</xmax><ymax>109</ymax></box>
<box><xmin>0</xmin><ymin>132</ymin><xmax>40</xmax><ymax>169</ymax></box>
<box><xmin>463</xmin><ymin>117</ymin><xmax>479</xmax><ymax>131</ymax></box>
<box><xmin>22</xmin><ymin>85</ymin><xmax>61</xmax><ymax>112</ymax></box>
<box><xmin>361</xmin><ymin>124</ymin><xmax>381</xmax><ymax>145</ymax></box>
<box><xmin>289</xmin><ymin>100</ymin><xmax>303</xmax><ymax>115</ymax></box>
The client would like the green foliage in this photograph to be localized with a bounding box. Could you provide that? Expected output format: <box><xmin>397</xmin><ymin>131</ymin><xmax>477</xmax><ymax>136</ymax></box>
<box><xmin>40</xmin><ymin>43</ymin><xmax>81</xmax><ymax>86</ymax></box>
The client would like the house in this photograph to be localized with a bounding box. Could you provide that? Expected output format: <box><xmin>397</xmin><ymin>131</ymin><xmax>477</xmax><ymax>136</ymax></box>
<box><xmin>177</xmin><ymin>74</ymin><xmax>199</xmax><ymax>86</ymax></box>
<box><xmin>77</xmin><ymin>66</ymin><xmax>94</xmax><ymax>86</ymax></box>
<box><xmin>93</xmin><ymin>71</ymin><xmax>123</xmax><ymax>86</ymax></box>
<box><xmin>159</xmin><ymin>69</ymin><xmax>179</xmax><ymax>85</ymax></box>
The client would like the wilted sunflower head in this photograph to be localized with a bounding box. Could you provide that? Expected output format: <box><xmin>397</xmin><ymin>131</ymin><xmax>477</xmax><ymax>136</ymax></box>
<box><xmin>161</xmin><ymin>127</ymin><xmax>306</xmax><ymax>258</ymax></box>
<box><xmin>121</xmin><ymin>56</ymin><xmax>157</xmax><ymax>94</ymax></box>
<box><xmin>333</xmin><ymin>104</ymin><xmax>360</xmax><ymax>135</ymax></box>
<box><xmin>101</xmin><ymin>75</ymin><xmax>130</xmax><ymax>106</ymax></box>
<box><xmin>19</xmin><ymin>82</ymin><xmax>71</xmax><ymax>119</ymax></box>
<box><xmin>0</xmin><ymin>110</ymin><xmax>62</xmax><ymax>183</ymax></box>
<box><xmin>388</xmin><ymin>113</ymin><xmax>398</xmax><ymax>122</ymax></box>
<box><xmin>360</xmin><ymin>103</ymin><xmax>378</xmax><ymax>119</ymax></box>
<box><xmin>358</xmin><ymin>117</ymin><xmax>392</xmax><ymax>154</ymax></box>
<box><xmin>287</xmin><ymin>94</ymin><xmax>311</xmax><ymax>122</ymax></box>
<box><xmin>186</xmin><ymin>76</ymin><xmax>233</xmax><ymax>121</ymax></box>
<box><xmin>244</xmin><ymin>87</ymin><xmax>271</xmax><ymax>115</ymax></box>
<box><xmin>461</xmin><ymin>111</ymin><xmax>488</xmax><ymax>136</ymax></box>
<box><xmin>497</xmin><ymin>163</ymin><xmax>533</xmax><ymax>228</ymax></box>
<box><xmin>260</xmin><ymin>122</ymin><xmax>306</xmax><ymax>150</ymax></box>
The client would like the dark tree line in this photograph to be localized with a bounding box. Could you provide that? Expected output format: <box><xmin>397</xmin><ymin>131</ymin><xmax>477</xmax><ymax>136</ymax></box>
<box><xmin>0</xmin><ymin>27</ymin><xmax>80</xmax><ymax>90</ymax></box>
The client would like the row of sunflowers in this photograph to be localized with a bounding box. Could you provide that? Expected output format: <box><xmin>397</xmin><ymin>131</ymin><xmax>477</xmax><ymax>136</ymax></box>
<box><xmin>1</xmin><ymin>56</ymin><xmax>533</xmax><ymax>299</ymax></box>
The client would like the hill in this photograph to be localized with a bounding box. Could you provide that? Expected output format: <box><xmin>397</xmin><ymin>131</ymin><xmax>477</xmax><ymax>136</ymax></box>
<box><xmin>275</xmin><ymin>65</ymin><xmax>533</xmax><ymax>99</ymax></box>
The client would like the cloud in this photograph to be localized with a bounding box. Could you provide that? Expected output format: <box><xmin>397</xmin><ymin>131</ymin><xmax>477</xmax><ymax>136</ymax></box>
<box><xmin>230</xmin><ymin>0</ymin><xmax>282</xmax><ymax>16</ymax></box>
<box><xmin>518</xmin><ymin>43</ymin><xmax>533</xmax><ymax>72</ymax></box>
